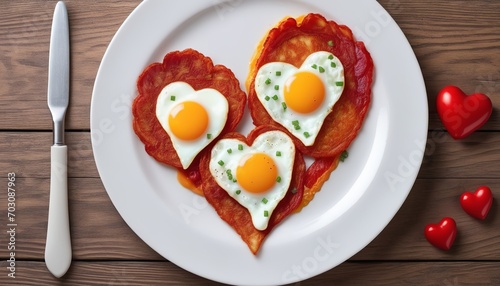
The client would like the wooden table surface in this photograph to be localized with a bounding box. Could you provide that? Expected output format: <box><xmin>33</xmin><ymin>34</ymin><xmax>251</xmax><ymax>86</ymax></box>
<box><xmin>1</xmin><ymin>0</ymin><xmax>499</xmax><ymax>285</ymax></box>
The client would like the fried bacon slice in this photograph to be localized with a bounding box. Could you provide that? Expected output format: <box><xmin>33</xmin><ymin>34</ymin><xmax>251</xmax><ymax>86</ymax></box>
<box><xmin>295</xmin><ymin>156</ymin><xmax>340</xmax><ymax>213</ymax></box>
<box><xmin>247</xmin><ymin>13</ymin><xmax>374</xmax><ymax>158</ymax></box>
<box><xmin>199</xmin><ymin>125</ymin><xmax>306</xmax><ymax>254</ymax></box>
<box><xmin>132</xmin><ymin>49</ymin><xmax>246</xmax><ymax>169</ymax></box>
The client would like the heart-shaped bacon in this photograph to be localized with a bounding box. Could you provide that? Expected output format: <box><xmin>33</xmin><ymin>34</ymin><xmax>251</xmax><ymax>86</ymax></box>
<box><xmin>133</xmin><ymin>49</ymin><xmax>246</xmax><ymax>169</ymax></box>
<box><xmin>199</xmin><ymin>125</ymin><xmax>305</xmax><ymax>254</ymax></box>
<box><xmin>436</xmin><ymin>86</ymin><xmax>492</xmax><ymax>139</ymax></box>
<box><xmin>460</xmin><ymin>186</ymin><xmax>493</xmax><ymax>220</ymax></box>
<box><xmin>247</xmin><ymin>13</ymin><xmax>373</xmax><ymax>158</ymax></box>
<box><xmin>424</xmin><ymin>217</ymin><xmax>457</xmax><ymax>251</ymax></box>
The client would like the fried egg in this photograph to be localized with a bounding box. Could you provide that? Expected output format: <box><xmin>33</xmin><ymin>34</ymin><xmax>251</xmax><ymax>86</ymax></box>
<box><xmin>254</xmin><ymin>51</ymin><xmax>345</xmax><ymax>146</ymax></box>
<box><xmin>156</xmin><ymin>81</ymin><xmax>228</xmax><ymax>169</ymax></box>
<box><xmin>209</xmin><ymin>131</ymin><xmax>295</xmax><ymax>230</ymax></box>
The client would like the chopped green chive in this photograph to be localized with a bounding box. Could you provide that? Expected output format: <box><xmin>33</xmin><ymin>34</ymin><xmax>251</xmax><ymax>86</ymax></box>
<box><xmin>340</xmin><ymin>150</ymin><xmax>349</xmax><ymax>162</ymax></box>
<box><xmin>281</xmin><ymin>102</ymin><xmax>287</xmax><ymax>111</ymax></box>
<box><xmin>328</xmin><ymin>54</ymin><xmax>334</xmax><ymax>60</ymax></box>
<box><xmin>291</xmin><ymin>188</ymin><xmax>298</xmax><ymax>194</ymax></box>
<box><xmin>292</xmin><ymin>120</ymin><xmax>301</xmax><ymax>130</ymax></box>
<box><xmin>262</xmin><ymin>198</ymin><xmax>268</xmax><ymax>204</ymax></box>
<box><xmin>331</xmin><ymin>62</ymin><xmax>337</xmax><ymax>68</ymax></box>
<box><xmin>227</xmin><ymin>148</ymin><xmax>232</xmax><ymax>154</ymax></box>
<box><xmin>236</xmin><ymin>190</ymin><xmax>241</xmax><ymax>195</ymax></box>
<box><xmin>319</xmin><ymin>66</ymin><xmax>325</xmax><ymax>73</ymax></box>
<box><xmin>328</xmin><ymin>40</ymin><xmax>334</xmax><ymax>46</ymax></box>
<box><xmin>232</xmin><ymin>179</ymin><xmax>237</xmax><ymax>183</ymax></box>
<box><xmin>264</xmin><ymin>210</ymin><xmax>269</xmax><ymax>217</ymax></box>
<box><xmin>276</xmin><ymin>151</ymin><xmax>282</xmax><ymax>157</ymax></box>
<box><xmin>207</xmin><ymin>134</ymin><xmax>212</xmax><ymax>139</ymax></box>
<box><xmin>304</xmin><ymin>132</ymin><xmax>311</xmax><ymax>138</ymax></box>
<box><xmin>336</xmin><ymin>81</ymin><xmax>344</xmax><ymax>87</ymax></box>
<box><xmin>265</xmin><ymin>78</ymin><xmax>271</xmax><ymax>85</ymax></box>
<box><xmin>265</xmin><ymin>95</ymin><xmax>271</xmax><ymax>101</ymax></box>
<box><xmin>272</xmin><ymin>95</ymin><xmax>279</xmax><ymax>101</ymax></box>
<box><xmin>238</xmin><ymin>144</ymin><xmax>243</xmax><ymax>151</ymax></box>
<box><xmin>276</xmin><ymin>176</ymin><xmax>282</xmax><ymax>183</ymax></box>
<box><xmin>276</xmin><ymin>71</ymin><xmax>282</xmax><ymax>76</ymax></box>
<box><xmin>226</xmin><ymin>170</ymin><xmax>233</xmax><ymax>180</ymax></box>
<box><xmin>274</xmin><ymin>85</ymin><xmax>279</xmax><ymax>91</ymax></box>
<box><xmin>218</xmin><ymin>160</ymin><xmax>224</xmax><ymax>166</ymax></box>
<box><xmin>170</xmin><ymin>95</ymin><xmax>176</xmax><ymax>101</ymax></box>
<box><xmin>312</xmin><ymin>64</ymin><xmax>318</xmax><ymax>69</ymax></box>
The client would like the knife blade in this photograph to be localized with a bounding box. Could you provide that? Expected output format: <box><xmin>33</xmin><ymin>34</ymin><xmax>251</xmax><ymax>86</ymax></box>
<box><xmin>45</xmin><ymin>1</ymin><xmax>72</xmax><ymax>278</ymax></box>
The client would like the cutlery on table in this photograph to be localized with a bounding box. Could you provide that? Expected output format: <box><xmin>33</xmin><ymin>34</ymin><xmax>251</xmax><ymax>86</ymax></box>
<box><xmin>45</xmin><ymin>1</ymin><xmax>72</xmax><ymax>278</ymax></box>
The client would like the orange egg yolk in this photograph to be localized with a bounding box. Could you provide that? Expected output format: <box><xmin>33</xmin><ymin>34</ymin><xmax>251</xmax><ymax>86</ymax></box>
<box><xmin>168</xmin><ymin>101</ymin><xmax>209</xmax><ymax>141</ymax></box>
<box><xmin>236</xmin><ymin>153</ymin><xmax>278</xmax><ymax>194</ymax></box>
<box><xmin>284</xmin><ymin>71</ymin><xmax>325</xmax><ymax>114</ymax></box>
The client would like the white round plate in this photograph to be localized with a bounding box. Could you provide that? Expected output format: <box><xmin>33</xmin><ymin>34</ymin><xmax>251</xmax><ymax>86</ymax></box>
<box><xmin>91</xmin><ymin>0</ymin><xmax>428</xmax><ymax>285</ymax></box>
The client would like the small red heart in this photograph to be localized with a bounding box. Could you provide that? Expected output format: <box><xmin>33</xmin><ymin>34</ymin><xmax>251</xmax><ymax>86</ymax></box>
<box><xmin>424</xmin><ymin>217</ymin><xmax>457</xmax><ymax>251</ymax></box>
<box><xmin>460</xmin><ymin>186</ymin><xmax>493</xmax><ymax>220</ymax></box>
<box><xmin>436</xmin><ymin>86</ymin><xmax>492</xmax><ymax>139</ymax></box>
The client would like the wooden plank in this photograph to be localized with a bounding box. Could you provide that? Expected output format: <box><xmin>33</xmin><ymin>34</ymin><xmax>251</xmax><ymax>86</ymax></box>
<box><xmin>1</xmin><ymin>131</ymin><xmax>499</xmax><ymax>179</ymax></box>
<box><xmin>379</xmin><ymin>0</ymin><xmax>500</xmax><ymax>131</ymax></box>
<box><xmin>1</xmin><ymin>177</ymin><xmax>498</xmax><ymax>261</ymax></box>
<box><xmin>0</xmin><ymin>132</ymin><xmax>99</xmax><ymax>178</ymax></box>
<box><xmin>0</xmin><ymin>261</ymin><xmax>499</xmax><ymax>285</ymax></box>
<box><xmin>418</xmin><ymin>131</ymin><xmax>500</xmax><ymax>179</ymax></box>
<box><xmin>0</xmin><ymin>0</ymin><xmax>499</xmax><ymax>130</ymax></box>
<box><xmin>354</xmin><ymin>178</ymin><xmax>500</xmax><ymax>260</ymax></box>
<box><xmin>0</xmin><ymin>1</ymin><xmax>497</xmax><ymax>285</ymax></box>
<box><xmin>0</xmin><ymin>0</ymin><xmax>139</xmax><ymax>131</ymax></box>
<box><xmin>0</xmin><ymin>177</ymin><xmax>161</xmax><ymax>260</ymax></box>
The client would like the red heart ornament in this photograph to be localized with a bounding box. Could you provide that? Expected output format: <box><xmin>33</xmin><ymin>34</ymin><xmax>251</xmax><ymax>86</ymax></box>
<box><xmin>424</xmin><ymin>217</ymin><xmax>457</xmax><ymax>251</ymax></box>
<box><xmin>436</xmin><ymin>86</ymin><xmax>492</xmax><ymax>139</ymax></box>
<box><xmin>460</xmin><ymin>186</ymin><xmax>493</xmax><ymax>220</ymax></box>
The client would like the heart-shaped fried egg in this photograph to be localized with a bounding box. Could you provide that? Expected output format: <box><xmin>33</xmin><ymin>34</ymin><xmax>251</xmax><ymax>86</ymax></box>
<box><xmin>156</xmin><ymin>81</ymin><xmax>228</xmax><ymax>169</ymax></box>
<box><xmin>209</xmin><ymin>130</ymin><xmax>295</xmax><ymax>230</ymax></box>
<box><xmin>254</xmin><ymin>51</ymin><xmax>345</xmax><ymax>146</ymax></box>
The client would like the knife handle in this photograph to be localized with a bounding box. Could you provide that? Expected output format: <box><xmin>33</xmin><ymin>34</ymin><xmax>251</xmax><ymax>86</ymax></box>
<box><xmin>45</xmin><ymin>145</ymin><xmax>72</xmax><ymax>278</ymax></box>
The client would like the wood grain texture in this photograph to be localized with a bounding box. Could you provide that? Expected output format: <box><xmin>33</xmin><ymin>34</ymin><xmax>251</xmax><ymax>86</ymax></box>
<box><xmin>0</xmin><ymin>132</ymin><xmax>98</xmax><ymax>178</ymax></box>
<box><xmin>0</xmin><ymin>0</ymin><xmax>499</xmax><ymax>285</ymax></box>
<box><xmin>379</xmin><ymin>0</ymin><xmax>500</xmax><ymax>131</ymax></box>
<box><xmin>0</xmin><ymin>0</ymin><xmax>499</xmax><ymax>130</ymax></box>
<box><xmin>1</xmin><ymin>131</ymin><xmax>499</xmax><ymax>179</ymax></box>
<box><xmin>0</xmin><ymin>261</ymin><xmax>499</xmax><ymax>285</ymax></box>
<box><xmin>0</xmin><ymin>177</ymin><xmax>498</xmax><ymax>261</ymax></box>
<box><xmin>0</xmin><ymin>0</ymin><xmax>138</xmax><ymax>131</ymax></box>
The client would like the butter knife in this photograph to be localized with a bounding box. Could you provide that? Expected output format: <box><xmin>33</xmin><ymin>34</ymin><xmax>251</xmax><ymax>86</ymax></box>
<box><xmin>45</xmin><ymin>1</ymin><xmax>72</xmax><ymax>278</ymax></box>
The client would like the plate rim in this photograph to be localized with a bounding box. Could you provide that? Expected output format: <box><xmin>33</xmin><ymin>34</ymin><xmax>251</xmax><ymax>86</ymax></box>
<box><xmin>90</xmin><ymin>0</ymin><xmax>428</xmax><ymax>285</ymax></box>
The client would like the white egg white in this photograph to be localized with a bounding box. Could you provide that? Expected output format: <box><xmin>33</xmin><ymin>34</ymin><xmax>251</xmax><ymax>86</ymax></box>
<box><xmin>156</xmin><ymin>81</ymin><xmax>228</xmax><ymax>169</ymax></box>
<box><xmin>254</xmin><ymin>51</ymin><xmax>345</xmax><ymax>146</ymax></box>
<box><xmin>209</xmin><ymin>130</ymin><xmax>295</xmax><ymax>231</ymax></box>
